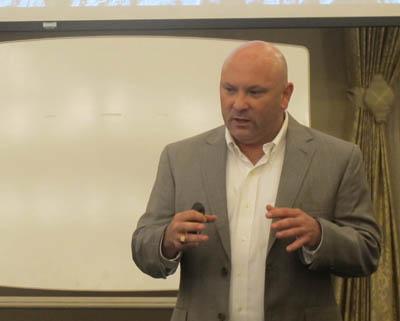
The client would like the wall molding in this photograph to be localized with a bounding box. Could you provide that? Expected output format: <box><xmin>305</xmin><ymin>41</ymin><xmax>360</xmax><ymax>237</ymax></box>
<box><xmin>0</xmin><ymin>296</ymin><xmax>176</xmax><ymax>309</ymax></box>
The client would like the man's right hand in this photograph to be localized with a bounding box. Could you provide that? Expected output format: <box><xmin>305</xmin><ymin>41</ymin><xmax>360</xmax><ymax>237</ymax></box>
<box><xmin>162</xmin><ymin>210</ymin><xmax>217</xmax><ymax>259</ymax></box>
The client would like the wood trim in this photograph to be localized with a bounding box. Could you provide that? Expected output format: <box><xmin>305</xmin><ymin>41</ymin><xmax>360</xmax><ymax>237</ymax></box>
<box><xmin>0</xmin><ymin>296</ymin><xmax>176</xmax><ymax>309</ymax></box>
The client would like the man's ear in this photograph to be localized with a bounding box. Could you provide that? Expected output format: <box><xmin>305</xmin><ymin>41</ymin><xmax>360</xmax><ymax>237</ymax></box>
<box><xmin>281</xmin><ymin>82</ymin><xmax>294</xmax><ymax>110</ymax></box>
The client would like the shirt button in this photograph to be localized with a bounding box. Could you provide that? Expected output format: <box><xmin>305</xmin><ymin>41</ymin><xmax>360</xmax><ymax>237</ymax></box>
<box><xmin>218</xmin><ymin>313</ymin><xmax>226</xmax><ymax>321</ymax></box>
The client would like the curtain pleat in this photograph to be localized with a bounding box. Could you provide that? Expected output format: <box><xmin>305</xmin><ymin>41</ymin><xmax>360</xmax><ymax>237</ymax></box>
<box><xmin>334</xmin><ymin>27</ymin><xmax>400</xmax><ymax>321</ymax></box>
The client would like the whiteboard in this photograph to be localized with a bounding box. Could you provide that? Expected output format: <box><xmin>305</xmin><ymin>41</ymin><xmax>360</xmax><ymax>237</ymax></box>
<box><xmin>0</xmin><ymin>36</ymin><xmax>309</xmax><ymax>291</ymax></box>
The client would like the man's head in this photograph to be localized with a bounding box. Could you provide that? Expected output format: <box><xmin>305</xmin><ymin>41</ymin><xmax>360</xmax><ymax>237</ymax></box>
<box><xmin>220</xmin><ymin>41</ymin><xmax>294</xmax><ymax>148</ymax></box>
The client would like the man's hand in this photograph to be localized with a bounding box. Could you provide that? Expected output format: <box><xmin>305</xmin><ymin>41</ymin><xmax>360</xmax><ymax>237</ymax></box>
<box><xmin>266</xmin><ymin>205</ymin><xmax>321</xmax><ymax>252</ymax></box>
<box><xmin>162</xmin><ymin>210</ymin><xmax>217</xmax><ymax>259</ymax></box>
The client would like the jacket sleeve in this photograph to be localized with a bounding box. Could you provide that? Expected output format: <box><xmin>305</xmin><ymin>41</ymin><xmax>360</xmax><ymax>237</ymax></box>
<box><xmin>131</xmin><ymin>146</ymin><xmax>179</xmax><ymax>278</ymax></box>
<box><xmin>306</xmin><ymin>145</ymin><xmax>381</xmax><ymax>277</ymax></box>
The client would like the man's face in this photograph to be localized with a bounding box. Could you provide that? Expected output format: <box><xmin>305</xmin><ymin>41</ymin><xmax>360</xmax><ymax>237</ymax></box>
<box><xmin>220</xmin><ymin>52</ymin><xmax>293</xmax><ymax>147</ymax></box>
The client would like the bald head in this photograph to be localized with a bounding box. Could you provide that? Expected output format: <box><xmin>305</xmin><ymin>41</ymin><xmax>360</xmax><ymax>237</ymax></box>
<box><xmin>222</xmin><ymin>41</ymin><xmax>289</xmax><ymax>88</ymax></box>
<box><xmin>219</xmin><ymin>40</ymin><xmax>294</xmax><ymax>148</ymax></box>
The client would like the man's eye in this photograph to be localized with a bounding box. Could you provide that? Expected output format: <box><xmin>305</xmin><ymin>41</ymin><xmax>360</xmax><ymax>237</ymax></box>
<box><xmin>225</xmin><ymin>87</ymin><xmax>235</xmax><ymax>93</ymax></box>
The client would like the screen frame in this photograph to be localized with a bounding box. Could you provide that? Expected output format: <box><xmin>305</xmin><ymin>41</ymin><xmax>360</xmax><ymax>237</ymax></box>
<box><xmin>1</xmin><ymin>16</ymin><xmax>400</xmax><ymax>32</ymax></box>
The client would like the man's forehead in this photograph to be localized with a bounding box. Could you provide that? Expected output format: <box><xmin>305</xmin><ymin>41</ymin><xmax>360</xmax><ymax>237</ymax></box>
<box><xmin>221</xmin><ymin>43</ymin><xmax>287</xmax><ymax>84</ymax></box>
<box><xmin>221</xmin><ymin>54</ymin><xmax>280</xmax><ymax>79</ymax></box>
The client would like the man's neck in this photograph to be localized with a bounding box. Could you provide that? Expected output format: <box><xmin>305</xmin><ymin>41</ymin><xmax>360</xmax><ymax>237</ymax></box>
<box><xmin>236</xmin><ymin>143</ymin><xmax>265</xmax><ymax>165</ymax></box>
<box><xmin>228</xmin><ymin>112</ymin><xmax>287</xmax><ymax>165</ymax></box>
<box><xmin>236</xmin><ymin>125</ymin><xmax>281</xmax><ymax>165</ymax></box>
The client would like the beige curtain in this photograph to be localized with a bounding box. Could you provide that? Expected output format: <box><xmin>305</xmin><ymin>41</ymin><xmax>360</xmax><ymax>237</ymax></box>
<box><xmin>334</xmin><ymin>27</ymin><xmax>400</xmax><ymax>321</ymax></box>
<box><xmin>387</xmin><ymin>83</ymin><xmax>400</xmax><ymax>248</ymax></box>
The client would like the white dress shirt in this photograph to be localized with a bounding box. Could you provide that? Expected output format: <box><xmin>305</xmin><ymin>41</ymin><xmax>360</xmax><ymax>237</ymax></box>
<box><xmin>225</xmin><ymin>114</ymin><xmax>288</xmax><ymax>321</ymax></box>
<box><xmin>159</xmin><ymin>113</ymin><xmax>321</xmax><ymax>316</ymax></box>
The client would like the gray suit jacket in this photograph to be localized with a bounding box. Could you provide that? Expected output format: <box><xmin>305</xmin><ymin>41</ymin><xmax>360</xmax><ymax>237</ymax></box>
<box><xmin>132</xmin><ymin>115</ymin><xmax>380</xmax><ymax>321</ymax></box>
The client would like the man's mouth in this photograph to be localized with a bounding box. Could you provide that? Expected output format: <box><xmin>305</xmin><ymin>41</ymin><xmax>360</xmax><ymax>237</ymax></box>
<box><xmin>232</xmin><ymin>117</ymin><xmax>250</xmax><ymax>124</ymax></box>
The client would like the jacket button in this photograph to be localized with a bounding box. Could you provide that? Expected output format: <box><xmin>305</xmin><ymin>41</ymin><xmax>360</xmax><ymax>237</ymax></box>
<box><xmin>218</xmin><ymin>313</ymin><xmax>226</xmax><ymax>321</ymax></box>
<box><xmin>221</xmin><ymin>267</ymin><xmax>228</xmax><ymax>277</ymax></box>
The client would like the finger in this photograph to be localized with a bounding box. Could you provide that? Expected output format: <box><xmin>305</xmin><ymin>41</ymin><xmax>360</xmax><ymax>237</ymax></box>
<box><xmin>176</xmin><ymin>214</ymin><xmax>217</xmax><ymax>230</ymax></box>
<box><xmin>271</xmin><ymin>217</ymin><xmax>301</xmax><ymax>231</ymax></box>
<box><xmin>175</xmin><ymin>210</ymin><xmax>208</xmax><ymax>223</ymax></box>
<box><xmin>266</xmin><ymin>207</ymin><xmax>301</xmax><ymax>219</ymax></box>
<box><xmin>185</xmin><ymin>233</ymin><xmax>209</xmax><ymax>244</ymax></box>
<box><xmin>205</xmin><ymin>214</ymin><xmax>217</xmax><ymax>223</ymax></box>
<box><xmin>286</xmin><ymin>236</ymin><xmax>307</xmax><ymax>252</ymax></box>
<box><xmin>176</xmin><ymin>233</ymin><xmax>209</xmax><ymax>248</ymax></box>
<box><xmin>178</xmin><ymin>233</ymin><xmax>187</xmax><ymax>244</ymax></box>
<box><xmin>266</xmin><ymin>204</ymin><xmax>274</xmax><ymax>212</ymax></box>
<box><xmin>275</xmin><ymin>227</ymin><xmax>305</xmax><ymax>239</ymax></box>
<box><xmin>181</xmin><ymin>221</ymin><xmax>207</xmax><ymax>234</ymax></box>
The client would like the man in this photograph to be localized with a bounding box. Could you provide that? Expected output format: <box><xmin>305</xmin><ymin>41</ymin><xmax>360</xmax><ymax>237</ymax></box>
<box><xmin>132</xmin><ymin>41</ymin><xmax>380</xmax><ymax>321</ymax></box>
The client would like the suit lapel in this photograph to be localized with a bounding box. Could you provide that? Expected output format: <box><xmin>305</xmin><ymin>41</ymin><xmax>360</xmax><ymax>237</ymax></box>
<box><xmin>198</xmin><ymin>118</ymin><xmax>317</xmax><ymax>259</ymax></box>
<box><xmin>267</xmin><ymin>116</ymin><xmax>316</xmax><ymax>254</ymax></box>
<box><xmin>200</xmin><ymin>127</ymin><xmax>231</xmax><ymax>260</ymax></box>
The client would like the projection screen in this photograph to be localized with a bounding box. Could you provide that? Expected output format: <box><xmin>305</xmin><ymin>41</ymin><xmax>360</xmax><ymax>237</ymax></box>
<box><xmin>0</xmin><ymin>0</ymin><xmax>399</xmax><ymax>22</ymax></box>
<box><xmin>0</xmin><ymin>36</ymin><xmax>309</xmax><ymax>291</ymax></box>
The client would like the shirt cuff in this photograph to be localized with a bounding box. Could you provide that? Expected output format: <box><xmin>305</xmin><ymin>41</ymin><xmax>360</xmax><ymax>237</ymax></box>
<box><xmin>302</xmin><ymin>221</ymin><xmax>324</xmax><ymax>265</ymax></box>
<box><xmin>159</xmin><ymin>231</ymin><xmax>181</xmax><ymax>275</ymax></box>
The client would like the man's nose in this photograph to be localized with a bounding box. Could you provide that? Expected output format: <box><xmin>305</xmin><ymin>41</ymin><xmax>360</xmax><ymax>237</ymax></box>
<box><xmin>232</xmin><ymin>92</ymin><xmax>249</xmax><ymax>111</ymax></box>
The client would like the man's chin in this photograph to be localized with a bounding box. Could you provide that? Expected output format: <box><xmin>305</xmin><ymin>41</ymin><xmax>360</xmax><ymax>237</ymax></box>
<box><xmin>229</xmin><ymin>123</ymin><xmax>252</xmax><ymax>134</ymax></box>
<box><xmin>229</xmin><ymin>130</ymin><xmax>254</xmax><ymax>145</ymax></box>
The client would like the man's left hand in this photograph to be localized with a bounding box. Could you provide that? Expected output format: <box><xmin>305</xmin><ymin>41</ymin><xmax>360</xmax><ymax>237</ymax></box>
<box><xmin>266</xmin><ymin>205</ymin><xmax>321</xmax><ymax>252</ymax></box>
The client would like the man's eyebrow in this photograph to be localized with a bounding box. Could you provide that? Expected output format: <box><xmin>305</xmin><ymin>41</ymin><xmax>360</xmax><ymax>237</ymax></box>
<box><xmin>247</xmin><ymin>85</ymin><xmax>267</xmax><ymax>90</ymax></box>
<box><xmin>221</xmin><ymin>83</ymin><xmax>267</xmax><ymax>90</ymax></box>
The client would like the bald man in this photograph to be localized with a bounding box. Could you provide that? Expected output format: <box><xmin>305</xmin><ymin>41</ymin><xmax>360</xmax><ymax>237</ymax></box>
<box><xmin>132</xmin><ymin>41</ymin><xmax>380</xmax><ymax>321</ymax></box>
